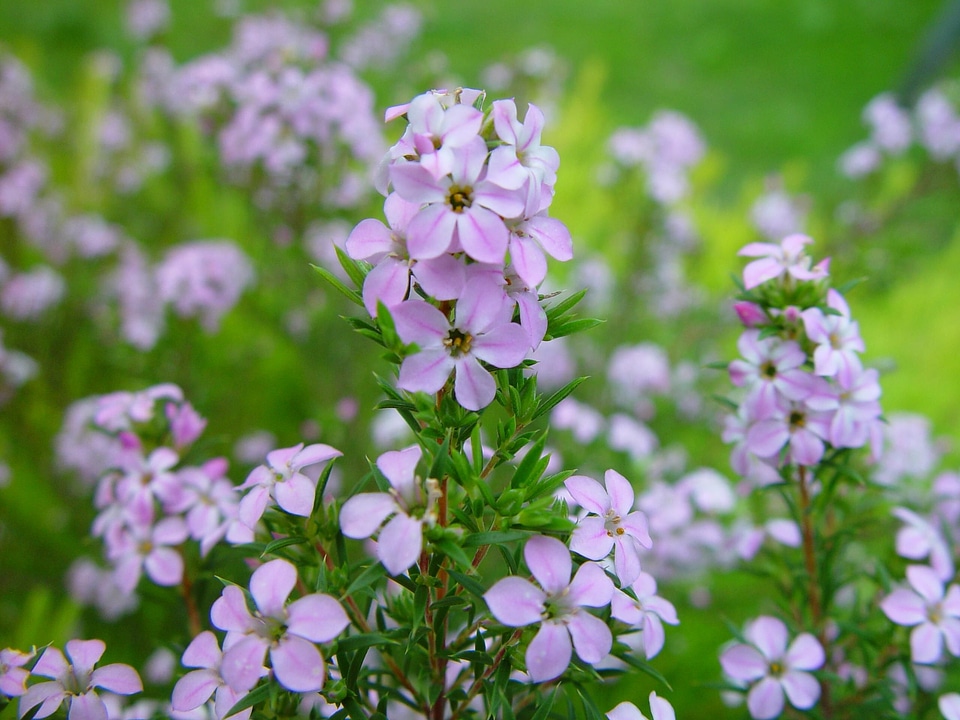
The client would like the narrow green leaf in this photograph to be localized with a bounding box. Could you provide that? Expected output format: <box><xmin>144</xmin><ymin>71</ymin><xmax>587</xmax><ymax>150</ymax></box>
<box><xmin>530</xmin><ymin>685</ymin><xmax>559</xmax><ymax>720</ymax></box>
<box><xmin>546</xmin><ymin>316</ymin><xmax>604</xmax><ymax>340</ymax></box>
<box><xmin>345</xmin><ymin>562</ymin><xmax>386</xmax><ymax>597</ymax></box>
<box><xmin>510</xmin><ymin>430</ymin><xmax>548</xmax><ymax>489</ymax></box>
<box><xmin>544</xmin><ymin>288</ymin><xmax>587</xmax><ymax>320</ymax></box>
<box><xmin>260</xmin><ymin>536</ymin><xmax>308</xmax><ymax>557</ymax></box>
<box><xmin>447</xmin><ymin>570</ymin><xmax>487</xmax><ymax>599</ymax></box>
<box><xmin>224</xmin><ymin>681</ymin><xmax>273</xmax><ymax>718</ymax></box>
<box><xmin>532</xmin><ymin>376</ymin><xmax>588</xmax><ymax>421</ymax></box>
<box><xmin>311</xmin><ymin>264</ymin><xmax>364</xmax><ymax>307</ymax></box>
<box><xmin>434</xmin><ymin>538</ymin><xmax>472</xmax><ymax>569</ymax></box>
<box><xmin>335</xmin><ymin>245</ymin><xmax>369</xmax><ymax>289</ymax></box>
<box><xmin>337</xmin><ymin>633</ymin><xmax>398</xmax><ymax>653</ymax></box>
<box><xmin>462</xmin><ymin>529</ymin><xmax>531</xmax><ymax>547</ymax></box>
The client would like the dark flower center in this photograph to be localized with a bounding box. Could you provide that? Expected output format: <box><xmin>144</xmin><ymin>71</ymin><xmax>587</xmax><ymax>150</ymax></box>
<box><xmin>761</xmin><ymin>361</ymin><xmax>777</xmax><ymax>379</ymax></box>
<box><xmin>444</xmin><ymin>329</ymin><xmax>473</xmax><ymax>357</ymax></box>
<box><xmin>447</xmin><ymin>185</ymin><xmax>473</xmax><ymax>213</ymax></box>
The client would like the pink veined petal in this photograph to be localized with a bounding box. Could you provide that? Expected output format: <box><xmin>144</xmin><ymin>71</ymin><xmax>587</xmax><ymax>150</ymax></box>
<box><xmin>473</xmin><ymin>181</ymin><xmax>526</xmax><ymax>220</ymax></box>
<box><xmin>392</xmin><ymin>299</ymin><xmax>450</xmax><ymax>346</ymax></box>
<box><xmin>911</xmin><ymin>621</ymin><xmax>944</xmax><ymax>664</ymax></box>
<box><xmin>742</xmin><ymin>257</ymin><xmax>784</xmax><ymax>290</ymax></box>
<box><xmin>453</xmin><ymin>356</ymin><xmax>497</xmax><ymax>411</ymax></box>
<box><xmin>384</xmin><ymin>191</ymin><xmax>421</xmax><ymax>233</ymax></box>
<box><xmin>339</xmin><ymin>493</ymin><xmax>397</xmax><ymax>539</ymax></box>
<box><xmin>645</xmin><ymin>596</ymin><xmax>680</xmax><ymax>625</ymax></box>
<box><xmin>509</xmin><ymin>234</ymin><xmax>548</xmax><ymax>288</ymax></box>
<box><xmin>641</xmin><ymin>614</ymin><xmax>666</xmax><ymax>659</ymax></box>
<box><xmin>238</xmin><ymin>485</ymin><xmax>270</xmax><ymax>529</ymax></box>
<box><xmin>31</xmin><ymin>647</ymin><xmax>69</xmax><ymax>680</ymax></box>
<box><xmin>746</xmin><ymin>420</ymin><xmax>789</xmax><ymax>459</ymax></box>
<box><xmin>907</xmin><ymin>564</ymin><xmax>945</xmax><ymax>603</ymax></box>
<box><xmin>524</xmin><ymin>535</ymin><xmax>572</xmax><ymax>595</ymax></box>
<box><xmin>648</xmin><ymin>692</ymin><xmax>676</xmax><ymax>720</ymax></box>
<box><xmin>880</xmin><ymin>588</ymin><xmax>927</xmax><ymax>626</ymax></box>
<box><xmin>211</xmin><ymin>586</ymin><xmax>255</xmax><ymax>633</ymax></box>
<box><xmin>470</xmin><ymin>323</ymin><xmax>529</xmax><ymax>369</ymax></box>
<box><xmin>220</xmin><ymin>636</ymin><xmax>269</xmax><ymax>693</ymax></box>
<box><xmin>781</xmin><ymin>670</ymin><xmax>820</xmax><ymax>710</ymax></box>
<box><xmin>789</xmin><ymin>428</ymin><xmax>825</xmax><ymax>467</ymax></box>
<box><xmin>605</xmin><ymin>701</ymin><xmax>646</xmax><ymax>720</ymax></box>
<box><xmin>564</xmin><ymin>475</ymin><xmax>611</xmax><ymax>515</ymax></box>
<box><xmin>484</xmin><ymin>577</ymin><xmax>546</xmax><ymax>627</ymax></box>
<box><xmin>171</xmin><ymin>669</ymin><xmax>219</xmax><ymax>712</ymax></box>
<box><xmin>18</xmin><ymin>681</ymin><xmax>65</xmax><ymax>719</ymax></box>
<box><xmin>738</xmin><ymin>241</ymin><xmax>782</xmax><ymax>258</ymax></box>
<box><xmin>113</xmin><ymin>553</ymin><xmax>143</xmax><ymax>596</ymax></box>
<box><xmin>251</xmin><ymin>559</ymin><xmax>297</xmax><ymax>617</ymax></box>
<box><xmin>89</xmin><ymin>664</ymin><xmax>142</xmax><ymax>695</ymax></box>
<box><xmin>273</xmin><ymin>472</ymin><xmax>317</xmax><ymax>517</ymax></box>
<box><xmin>389</xmin><ymin>162</ymin><xmax>447</xmax><ymax>206</ymax></box>
<box><xmin>568</xmin><ymin>611</ymin><xmax>612</xmax><ymax>663</ymax></box>
<box><xmin>785</xmin><ymin>633</ymin><xmax>825</xmax><ymax>671</ymax></box>
<box><xmin>621</xmin><ymin>511</ymin><xmax>652</xmax><ymax>548</ymax></box>
<box><xmin>613</xmin><ymin>537</ymin><xmax>643</xmax><ymax>587</ymax></box>
<box><xmin>65</xmin><ymin>640</ymin><xmax>106</xmax><ymax>679</ymax></box>
<box><xmin>67</xmin><ymin>691</ymin><xmax>107</xmax><ymax>720</ymax></box>
<box><xmin>525</xmin><ymin>622</ymin><xmax>572</xmax><ymax>683</ymax></box>
<box><xmin>450</xmin><ymin>136</ymin><xmax>488</xmax><ymax>186</ymax></box>
<box><xmin>0</xmin><ymin>667</ymin><xmax>28</xmax><ymax>697</ymax></box>
<box><xmin>567</xmin><ymin>562</ymin><xmax>614</xmax><ymax>608</ymax></box>
<box><xmin>363</xmin><ymin>259</ymin><xmax>410</xmax><ymax>317</ymax></box>
<box><xmin>516</xmin><ymin>103</ymin><xmax>545</xmax><ymax>152</ymax></box>
<box><xmin>570</xmin><ymin>517</ymin><xmax>615</xmax><ymax>561</ymax></box>
<box><xmin>524</xmin><ymin>215</ymin><xmax>573</xmax><ymax>262</ymax></box>
<box><xmin>377</xmin><ymin>513</ymin><xmax>423</xmax><ymax>575</ymax></box>
<box><xmin>604</xmin><ymin>469</ymin><xmax>635</xmax><ymax>514</ymax></box>
<box><xmin>145</xmin><ymin>546</ymin><xmax>185</xmax><ymax>586</ymax></box>
<box><xmin>492</xmin><ymin>99</ymin><xmax>520</xmax><ymax>145</ymax></box>
<box><xmin>455</xmin><ymin>277</ymin><xmax>509</xmax><ymax>335</ymax></box>
<box><xmin>747</xmin><ymin>677</ymin><xmax>786</xmax><ymax>720</ymax></box>
<box><xmin>719</xmin><ymin>644</ymin><xmax>767</xmax><ymax>682</ymax></box>
<box><xmin>746</xmin><ymin>616</ymin><xmax>788</xmax><ymax>661</ymax></box>
<box><xmin>610</xmin><ymin>591</ymin><xmax>643</xmax><ymax>626</ymax></box>
<box><xmin>405</xmin><ymin>203</ymin><xmax>457</xmax><ymax>260</ymax></box>
<box><xmin>516</xmin><ymin>290</ymin><xmax>547</xmax><ymax>349</ymax></box>
<box><xmin>413</xmin><ymin>254</ymin><xmax>466</xmax><ymax>300</ymax></box>
<box><xmin>486</xmin><ymin>146</ymin><xmax>528</xmax><ymax>190</ymax></box>
<box><xmin>456</xmin><ymin>206</ymin><xmax>510</xmax><ymax>264</ymax></box>
<box><xmin>399</xmin><ymin>348</ymin><xmax>456</xmax><ymax>396</ymax></box>
<box><xmin>292</xmin><ymin>443</ymin><xmax>341</xmax><ymax>470</ymax></box>
<box><xmin>345</xmin><ymin>218</ymin><xmax>393</xmax><ymax>261</ymax></box>
<box><xmin>440</xmin><ymin>104</ymin><xmax>484</xmax><ymax>147</ymax></box>
<box><xmin>377</xmin><ymin>445</ymin><xmax>422</xmax><ymax>498</ymax></box>
<box><xmin>182</xmin><ymin>631</ymin><xmax>222</xmax><ymax>669</ymax></box>
<box><xmin>270</xmin><ymin>636</ymin><xmax>325</xmax><ymax>693</ymax></box>
<box><xmin>287</xmin><ymin>594</ymin><xmax>350</xmax><ymax>644</ymax></box>
<box><xmin>265</xmin><ymin>444</ymin><xmax>302</xmax><ymax>471</ymax></box>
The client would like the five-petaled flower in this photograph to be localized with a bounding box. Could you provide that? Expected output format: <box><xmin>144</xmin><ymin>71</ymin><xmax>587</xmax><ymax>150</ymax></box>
<box><xmin>880</xmin><ymin>564</ymin><xmax>960</xmax><ymax>664</ymax></box>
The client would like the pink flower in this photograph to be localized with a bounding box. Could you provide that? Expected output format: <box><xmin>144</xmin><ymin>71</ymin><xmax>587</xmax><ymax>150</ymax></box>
<box><xmin>738</xmin><ymin>234</ymin><xmax>829</xmax><ymax>290</ymax></box>
<box><xmin>940</xmin><ymin>693</ymin><xmax>960</xmax><ymax>720</ymax></box>
<box><xmin>606</xmin><ymin>692</ymin><xmax>675</xmax><ymax>720</ymax></box>
<box><xmin>19</xmin><ymin>639</ymin><xmax>142</xmax><ymax>720</ymax></box>
<box><xmin>1</xmin><ymin>648</ymin><xmax>33</xmax><ymax>697</ymax></box>
<box><xmin>171</xmin><ymin>631</ymin><xmax>251</xmax><ymax>720</ymax></box>
<box><xmin>565</xmin><ymin>470</ymin><xmax>652</xmax><ymax>585</ymax></box>
<box><xmin>237</xmin><ymin>442</ymin><xmax>341</xmax><ymax>529</ymax></box>
<box><xmin>745</xmin><ymin>399</ymin><xmax>832</xmax><ymax>467</ymax></box>
<box><xmin>728</xmin><ymin>330</ymin><xmax>812</xmax><ymax>416</ymax></box>
<box><xmin>610</xmin><ymin>572</ymin><xmax>679</xmax><ymax>659</ymax></box>
<box><xmin>393</xmin><ymin>278</ymin><xmax>529</xmax><ymax>411</ymax></box>
<box><xmin>483</xmin><ymin>535</ymin><xmax>614</xmax><ymax>682</ymax></box>
<box><xmin>720</xmin><ymin>616</ymin><xmax>824</xmax><ymax>720</ymax></box>
<box><xmin>801</xmin><ymin>290</ymin><xmax>864</xmax><ymax>385</ymax></box>
<box><xmin>880</xmin><ymin>564</ymin><xmax>960</xmax><ymax>664</ymax></box>
<box><xmin>211</xmin><ymin>558</ymin><xmax>350</xmax><ymax>693</ymax></box>
<box><xmin>394</xmin><ymin>92</ymin><xmax>483</xmax><ymax>179</ymax></box>
<box><xmin>339</xmin><ymin>445</ymin><xmax>431</xmax><ymax>575</ymax></box>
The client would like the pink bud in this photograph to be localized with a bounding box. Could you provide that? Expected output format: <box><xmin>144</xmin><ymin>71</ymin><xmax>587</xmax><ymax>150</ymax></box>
<box><xmin>733</xmin><ymin>301</ymin><xmax>766</xmax><ymax>327</ymax></box>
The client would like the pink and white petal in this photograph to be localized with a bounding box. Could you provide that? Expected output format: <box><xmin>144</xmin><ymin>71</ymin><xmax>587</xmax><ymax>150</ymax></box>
<box><xmin>364</xmin><ymin>258</ymin><xmax>410</xmax><ymax>316</ymax></box>
<box><xmin>345</xmin><ymin>218</ymin><xmax>393</xmax><ymax>261</ymax></box>
<box><xmin>377</xmin><ymin>513</ymin><xmax>423</xmax><ymax>575</ymax></box>
<box><xmin>486</xmin><ymin>146</ymin><xmax>528</xmax><ymax>190</ymax></box>
<box><xmin>907</xmin><ymin>564</ymin><xmax>945</xmax><ymax>603</ymax></box>
<box><xmin>738</xmin><ymin>241</ymin><xmax>782</xmax><ymax>258</ymax></box>
<box><xmin>911</xmin><ymin>621</ymin><xmax>944</xmax><ymax>664</ymax></box>
<box><xmin>340</xmin><ymin>493</ymin><xmax>397</xmax><ymax>539</ymax></box>
<box><xmin>746</xmin><ymin>616</ymin><xmax>788</xmax><ymax>661</ymax></box>
<box><xmin>484</xmin><ymin>577</ymin><xmax>546</xmax><ymax>627</ymax></box>
<box><xmin>746</xmin><ymin>420</ymin><xmax>789</xmax><ymax>459</ymax></box>
<box><xmin>455</xmin><ymin>278</ymin><xmax>509</xmax><ymax>336</ymax></box>
<box><xmin>399</xmin><ymin>348</ymin><xmax>455</xmax><ymax>395</ymax></box>
<box><xmin>473</xmin><ymin>182</ymin><xmax>526</xmax><ymax>220</ymax></box>
<box><xmin>456</xmin><ymin>207</ymin><xmax>510</xmax><ymax>264</ymax></box>
<box><xmin>405</xmin><ymin>204</ymin><xmax>457</xmax><ymax>260</ymax></box>
<box><xmin>567</xmin><ymin>561</ymin><xmax>614</xmax><ymax>608</ymax></box>
<box><xmin>171</xmin><ymin>669</ymin><xmax>219</xmax><ymax>711</ymax></box>
<box><xmin>377</xmin><ymin>445</ymin><xmax>422</xmax><ymax>497</ymax></box>
<box><xmin>274</xmin><ymin>473</ymin><xmax>317</xmax><ymax>517</ymax></box>
<box><xmin>32</xmin><ymin>647</ymin><xmax>70</xmax><ymax>680</ymax></box>
<box><xmin>19</xmin><ymin>681</ymin><xmax>65</xmax><ymax>718</ymax></box>
<box><xmin>293</xmin><ymin>444</ymin><xmax>340</xmax><ymax>470</ymax></box>
<box><xmin>746</xmin><ymin>677</ymin><xmax>785</xmax><ymax>720</ymax></box>
<box><xmin>564</xmin><ymin>475</ymin><xmax>610</xmax><ymax>515</ymax></box>
<box><xmin>524</xmin><ymin>535</ymin><xmax>572</xmax><ymax>594</ymax></box>
<box><xmin>605</xmin><ymin>701</ymin><xmax>646</xmax><ymax>720</ymax></box>
<box><xmin>220</xmin><ymin>636</ymin><xmax>269</xmax><ymax>693</ymax></box>
<box><xmin>450</xmin><ymin>136</ymin><xmax>488</xmax><ymax>186</ymax></box>
<box><xmin>439</xmin><ymin>104</ymin><xmax>483</xmax><ymax>147</ymax></box>
<box><xmin>604</xmin><ymin>470</ymin><xmax>635</xmax><ymax>515</ymax></box>
<box><xmin>648</xmin><ymin>692</ymin><xmax>676</xmax><ymax>720</ymax></box>
<box><xmin>287</xmin><ymin>594</ymin><xmax>350</xmax><ymax>643</ymax></box>
<box><xmin>214</xmin><ymin>685</ymin><xmax>251</xmax><ymax>720</ymax></box>
<box><xmin>610</xmin><ymin>591</ymin><xmax>643</xmax><ymax>625</ymax></box>
<box><xmin>211</xmin><ymin>586</ymin><xmax>256</xmax><ymax>633</ymax></box>
<box><xmin>89</xmin><ymin>663</ymin><xmax>142</xmax><ymax>695</ymax></box>
<box><xmin>251</xmin><ymin>559</ymin><xmax>297</xmax><ymax>617</ymax></box>
<box><xmin>413</xmin><ymin>254</ymin><xmax>466</xmax><ymax>301</ymax></box>
<box><xmin>470</xmin><ymin>323</ymin><xmax>529</xmax><ymax>369</ymax></box>
<box><xmin>719</xmin><ymin>644</ymin><xmax>767</xmax><ymax>682</ymax></box>
<box><xmin>67</xmin><ymin>691</ymin><xmax>108</xmax><ymax>720</ymax></box>
<box><xmin>238</xmin><ymin>486</ymin><xmax>271</xmax><ymax>529</ymax></box>
<box><xmin>516</xmin><ymin>291</ymin><xmax>547</xmax><ymax>349</ymax></box>
<box><xmin>613</xmin><ymin>538</ymin><xmax>643</xmax><ymax>587</ymax></box>
<box><xmin>941</xmin><ymin>693</ymin><xmax>960</xmax><ymax>720</ymax></box>
<box><xmin>388</xmin><ymin>162</ymin><xmax>447</xmax><ymax>206</ymax></box>
<box><xmin>525</xmin><ymin>622</ymin><xmax>572</xmax><ymax>683</ymax></box>
<box><xmin>621</xmin><ymin>512</ymin><xmax>652</xmax><ymax>548</ymax></box>
<box><xmin>645</xmin><ymin>596</ymin><xmax>679</xmax><ymax>625</ymax></box>
<box><xmin>785</xmin><ymin>633</ymin><xmax>825</xmax><ymax>671</ymax></box>
<box><xmin>65</xmin><ymin>640</ymin><xmax>106</xmax><ymax>679</ymax></box>
<box><xmin>568</xmin><ymin>611</ymin><xmax>612</xmax><ymax>663</ymax></box>
<box><xmin>880</xmin><ymin>588</ymin><xmax>927</xmax><ymax>626</ymax></box>
<box><xmin>516</xmin><ymin>104</ymin><xmax>545</xmax><ymax>152</ymax></box>
<box><xmin>569</xmin><ymin>517</ymin><xmax>614</xmax><ymax>561</ymax></box>
<box><xmin>742</xmin><ymin>257</ymin><xmax>784</xmax><ymax>290</ymax></box>
<box><xmin>781</xmin><ymin>670</ymin><xmax>820</xmax><ymax>710</ymax></box>
<box><xmin>270</xmin><ymin>636</ymin><xmax>325</xmax><ymax>693</ymax></box>
<box><xmin>524</xmin><ymin>215</ymin><xmax>573</xmax><ymax>262</ymax></box>
<box><xmin>492</xmin><ymin>100</ymin><xmax>520</xmax><ymax>145</ymax></box>
<box><xmin>392</xmin><ymin>300</ymin><xmax>450</xmax><ymax>346</ymax></box>
<box><xmin>453</xmin><ymin>357</ymin><xmax>497</xmax><ymax>411</ymax></box>
<box><xmin>182</xmin><ymin>631</ymin><xmax>222</xmax><ymax>669</ymax></box>
<box><xmin>641</xmin><ymin>614</ymin><xmax>666</xmax><ymax>659</ymax></box>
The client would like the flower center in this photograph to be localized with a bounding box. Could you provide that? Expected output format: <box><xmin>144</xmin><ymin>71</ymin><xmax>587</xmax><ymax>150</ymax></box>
<box><xmin>760</xmin><ymin>361</ymin><xmax>777</xmax><ymax>379</ymax></box>
<box><xmin>769</xmin><ymin>661</ymin><xmax>784</xmax><ymax>677</ymax></box>
<box><xmin>447</xmin><ymin>185</ymin><xmax>473</xmax><ymax>214</ymax></box>
<box><xmin>788</xmin><ymin>410</ymin><xmax>806</xmax><ymax>429</ymax></box>
<box><xmin>604</xmin><ymin>509</ymin><xmax>624</xmax><ymax>537</ymax></box>
<box><xmin>443</xmin><ymin>328</ymin><xmax>474</xmax><ymax>357</ymax></box>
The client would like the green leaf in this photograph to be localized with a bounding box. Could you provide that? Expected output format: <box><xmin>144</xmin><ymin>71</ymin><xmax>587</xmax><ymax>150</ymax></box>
<box><xmin>337</xmin><ymin>633</ymin><xmax>398</xmax><ymax>653</ymax></box>
<box><xmin>224</xmin><ymin>681</ymin><xmax>273</xmax><ymax>718</ymax></box>
<box><xmin>345</xmin><ymin>562</ymin><xmax>386</xmax><ymax>596</ymax></box>
<box><xmin>434</xmin><ymin>538</ymin><xmax>472</xmax><ymax>569</ymax></box>
<box><xmin>544</xmin><ymin>288</ymin><xmax>588</xmax><ymax>320</ymax></box>
<box><xmin>615</xmin><ymin>652</ymin><xmax>674</xmax><ymax>690</ymax></box>
<box><xmin>546</xmin><ymin>317</ymin><xmax>604</xmax><ymax>340</ymax></box>
<box><xmin>311</xmin><ymin>264</ymin><xmax>364</xmax><ymax>307</ymax></box>
<box><xmin>510</xmin><ymin>430</ymin><xmax>548</xmax><ymax>489</ymax></box>
<box><xmin>335</xmin><ymin>245</ymin><xmax>369</xmax><ymax>289</ymax></box>
<box><xmin>532</xmin><ymin>376</ymin><xmax>588</xmax><ymax>421</ymax></box>
<box><xmin>447</xmin><ymin>569</ymin><xmax>487</xmax><ymax>599</ymax></box>
<box><xmin>462</xmin><ymin>529</ymin><xmax>532</xmax><ymax>547</ymax></box>
<box><xmin>260</xmin><ymin>535</ymin><xmax>308</xmax><ymax>557</ymax></box>
<box><xmin>531</xmin><ymin>685</ymin><xmax>560</xmax><ymax>720</ymax></box>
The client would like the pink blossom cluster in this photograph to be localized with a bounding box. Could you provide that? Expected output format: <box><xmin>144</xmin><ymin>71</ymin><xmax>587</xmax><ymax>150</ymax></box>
<box><xmin>348</xmin><ymin>88</ymin><xmax>573</xmax><ymax>410</ymax></box>
<box><xmin>724</xmin><ymin>234</ymin><xmax>882</xmax><ymax>472</ymax></box>
<box><xmin>337</xmin><ymin>3</ymin><xmax>422</xmax><ymax>71</ymax></box>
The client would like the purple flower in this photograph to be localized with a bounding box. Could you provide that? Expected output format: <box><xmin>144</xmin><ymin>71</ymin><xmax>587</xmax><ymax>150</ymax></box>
<box><xmin>738</xmin><ymin>234</ymin><xmax>829</xmax><ymax>290</ymax></box>
<box><xmin>1</xmin><ymin>648</ymin><xmax>32</xmax><ymax>697</ymax></box>
<box><xmin>211</xmin><ymin>558</ymin><xmax>350</xmax><ymax>693</ymax></box>
<box><xmin>483</xmin><ymin>535</ymin><xmax>614</xmax><ymax>682</ymax></box>
<box><xmin>339</xmin><ymin>445</ymin><xmax>432</xmax><ymax>575</ymax></box>
<box><xmin>610</xmin><ymin>572</ymin><xmax>678</xmax><ymax>659</ymax></box>
<box><xmin>720</xmin><ymin>616</ymin><xmax>824</xmax><ymax>720</ymax></box>
<box><xmin>395</xmin><ymin>92</ymin><xmax>483</xmax><ymax>179</ymax></box>
<box><xmin>745</xmin><ymin>399</ymin><xmax>832</xmax><ymax>467</ymax></box>
<box><xmin>171</xmin><ymin>631</ymin><xmax>251</xmax><ymax>720</ymax></box>
<box><xmin>392</xmin><ymin>278</ymin><xmax>529</xmax><ymax>411</ymax></box>
<box><xmin>941</xmin><ymin>693</ymin><xmax>960</xmax><ymax>720</ymax></box>
<box><xmin>565</xmin><ymin>470</ymin><xmax>652</xmax><ymax>585</ymax></box>
<box><xmin>237</xmin><ymin>442</ymin><xmax>341</xmax><ymax>529</ymax></box>
<box><xmin>801</xmin><ymin>290</ymin><xmax>864</xmax><ymax>385</ymax></box>
<box><xmin>880</xmin><ymin>564</ymin><xmax>960</xmax><ymax>664</ymax></box>
<box><xmin>19</xmin><ymin>639</ymin><xmax>142</xmax><ymax>720</ymax></box>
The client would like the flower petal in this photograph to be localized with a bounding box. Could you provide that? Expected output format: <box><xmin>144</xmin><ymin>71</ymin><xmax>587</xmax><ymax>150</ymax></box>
<box><xmin>525</xmin><ymin>622</ymin><xmax>572</xmax><ymax>683</ymax></box>
<box><xmin>524</xmin><ymin>535</ymin><xmax>571</xmax><ymax>595</ymax></box>
<box><xmin>377</xmin><ymin>513</ymin><xmax>423</xmax><ymax>575</ymax></box>
<box><xmin>746</xmin><ymin>677</ymin><xmax>785</xmax><ymax>720</ymax></box>
<box><xmin>781</xmin><ymin>670</ymin><xmax>820</xmax><ymax>710</ymax></box>
<box><xmin>251</xmin><ymin>559</ymin><xmax>297</xmax><ymax>618</ymax></box>
<box><xmin>171</xmin><ymin>669</ymin><xmax>219</xmax><ymax>712</ymax></box>
<box><xmin>484</xmin><ymin>577</ymin><xmax>545</xmax><ymax>627</ymax></box>
<box><xmin>339</xmin><ymin>493</ymin><xmax>397</xmax><ymax>539</ymax></box>
<box><xmin>567</xmin><ymin>611</ymin><xmax>612</xmax><ymax>663</ymax></box>
<box><xmin>270</xmin><ymin>636</ymin><xmax>325</xmax><ymax>693</ymax></box>
<box><xmin>287</xmin><ymin>594</ymin><xmax>350</xmax><ymax>644</ymax></box>
<box><xmin>564</xmin><ymin>475</ymin><xmax>611</xmax><ymax>515</ymax></box>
